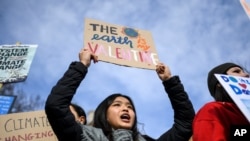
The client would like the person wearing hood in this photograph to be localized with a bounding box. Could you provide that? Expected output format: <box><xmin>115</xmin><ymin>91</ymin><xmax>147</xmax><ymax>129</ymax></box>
<box><xmin>193</xmin><ymin>62</ymin><xmax>250</xmax><ymax>141</ymax></box>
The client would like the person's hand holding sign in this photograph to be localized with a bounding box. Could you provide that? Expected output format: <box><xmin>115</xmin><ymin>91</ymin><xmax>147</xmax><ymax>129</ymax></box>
<box><xmin>79</xmin><ymin>48</ymin><xmax>98</xmax><ymax>67</ymax></box>
<box><xmin>156</xmin><ymin>63</ymin><xmax>172</xmax><ymax>81</ymax></box>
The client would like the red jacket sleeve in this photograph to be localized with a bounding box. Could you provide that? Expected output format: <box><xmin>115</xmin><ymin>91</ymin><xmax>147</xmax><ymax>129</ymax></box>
<box><xmin>193</xmin><ymin>102</ymin><xmax>249</xmax><ymax>141</ymax></box>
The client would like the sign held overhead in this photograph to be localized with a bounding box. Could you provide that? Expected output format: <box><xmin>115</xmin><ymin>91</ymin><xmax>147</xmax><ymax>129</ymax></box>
<box><xmin>84</xmin><ymin>18</ymin><xmax>159</xmax><ymax>70</ymax></box>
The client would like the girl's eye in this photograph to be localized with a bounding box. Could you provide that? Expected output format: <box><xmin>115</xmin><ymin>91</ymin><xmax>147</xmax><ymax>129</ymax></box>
<box><xmin>128</xmin><ymin>105</ymin><xmax>133</xmax><ymax>109</ymax></box>
<box><xmin>234</xmin><ymin>70</ymin><xmax>240</xmax><ymax>73</ymax></box>
<box><xmin>112</xmin><ymin>103</ymin><xmax>120</xmax><ymax>106</ymax></box>
<box><xmin>232</xmin><ymin>68</ymin><xmax>242</xmax><ymax>73</ymax></box>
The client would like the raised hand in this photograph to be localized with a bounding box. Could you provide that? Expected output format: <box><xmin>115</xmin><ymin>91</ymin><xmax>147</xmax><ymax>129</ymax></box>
<box><xmin>79</xmin><ymin>48</ymin><xmax>98</xmax><ymax>67</ymax></box>
<box><xmin>156</xmin><ymin>63</ymin><xmax>172</xmax><ymax>81</ymax></box>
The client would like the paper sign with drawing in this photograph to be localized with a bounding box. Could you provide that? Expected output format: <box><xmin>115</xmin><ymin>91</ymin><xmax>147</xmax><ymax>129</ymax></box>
<box><xmin>84</xmin><ymin>18</ymin><xmax>159</xmax><ymax>70</ymax></box>
<box><xmin>215</xmin><ymin>74</ymin><xmax>250</xmax><ymax>122</ymax></box>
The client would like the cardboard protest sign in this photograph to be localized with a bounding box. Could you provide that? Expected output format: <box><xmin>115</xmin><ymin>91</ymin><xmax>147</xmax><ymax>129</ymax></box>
<box><xmin>215</xmin><ymin>74</ymin><xmax>250</xmax><ymax>122</ymax></box>
<box><xmin>0</xmin><ymin>110</ymin><xmax>58</xmax><ymax>141</ymax></box>
<box><xmin>0</xmin><ymin>44</ymin><xmax>38</xmax><ymax>83</ymax></box>
<box><xmin>0</xmin><ymin>95</ymin><xmax>16</xmax><ymax>115</ymax></box>
<box><xmin>240</xmin><ymin>0</ymin><xmax>250</xmax><ymax>19</ymax></box>
<box><xmin>84</xmin><ymin>18</ymin><xmax>159</xmax><ymax>70</ymax></box>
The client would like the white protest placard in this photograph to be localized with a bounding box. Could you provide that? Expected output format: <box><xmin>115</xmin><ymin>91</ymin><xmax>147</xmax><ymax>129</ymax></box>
<box><xmin>215</xmin><ymin>74</ymin><xmax>250</xmax><ymax>122</ymax></box>
<box><xmin>240</xmin><ymin>0</ymin><xmax>250</xmax><ymax>19</ymax></box>
<box><xmin>0</xmin><ymin>44</ymin><xmax>38</xmax><ymax>83</ymax></box>
<box><xmin>84</xmin><ymin>18</ymin><xmax>159</xmax><ymax>70</ymax></box>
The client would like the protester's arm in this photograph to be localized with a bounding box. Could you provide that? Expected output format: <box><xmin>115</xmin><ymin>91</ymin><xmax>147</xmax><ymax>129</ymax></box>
<box><xmin>45</xmin><ymin>62</ymin><xmax>88</xmax><ymax>141</ymax></box>
<box><xmin>45</xmin><ymin>48</ymin><xmax>97</xmax><ymax>141</ymax></box>
<box><xmin>155</xmin><ymin>63</ymin><xmax>195</xmax><ymax>141</ymax></box>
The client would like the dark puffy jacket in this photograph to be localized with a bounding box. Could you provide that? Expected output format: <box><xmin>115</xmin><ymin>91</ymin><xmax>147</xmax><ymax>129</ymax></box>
<box><xmin>45</xmin><ymin>62</ymin><xmax>195</xmax><ymax>141</ymax></box>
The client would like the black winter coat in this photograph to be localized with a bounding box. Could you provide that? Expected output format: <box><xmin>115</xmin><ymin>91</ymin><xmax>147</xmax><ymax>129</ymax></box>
<box><xmin>45</xmin><ymin>62</ymin><xmax>195</xmax><ymax>141</ymax></box>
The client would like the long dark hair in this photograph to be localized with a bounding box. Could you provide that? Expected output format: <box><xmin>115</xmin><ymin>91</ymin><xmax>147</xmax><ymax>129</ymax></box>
<box><xmin>93</xmin><ymin>93</ymin><xmax>139</xmax><ymax>140</ymax></box>
<box><xmin>70</xmin><ymin>103</ymin><xmax>87</xmax><ymax>124</ymax></box>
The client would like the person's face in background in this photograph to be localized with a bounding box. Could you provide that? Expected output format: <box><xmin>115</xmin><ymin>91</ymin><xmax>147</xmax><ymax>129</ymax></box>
<box><xmin>69</xmin><ymin>105</ymin><xmax>86</xmax><ymax>124</ymax></box>
<box><xmin>106</xmin><ymin>96</ymin><xmax>135</xmax><ymax>130</ymax></box>
<box><xmin>226</xmin><ymin>67</ymin><xmax>249</xmax><ymax>78</ymax></box>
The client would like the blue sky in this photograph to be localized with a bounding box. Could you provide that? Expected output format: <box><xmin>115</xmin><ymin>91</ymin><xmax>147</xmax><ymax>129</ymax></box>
<box><xmin>1</xmin><ymin>0</ymin><xmax>250</xmax><ymax>138</ymax></box>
